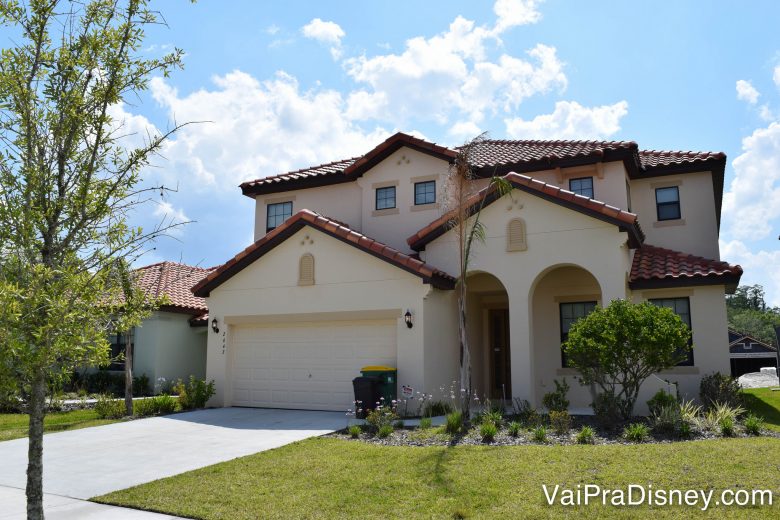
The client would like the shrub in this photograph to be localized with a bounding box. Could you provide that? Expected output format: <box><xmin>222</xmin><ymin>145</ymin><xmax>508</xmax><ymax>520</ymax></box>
<box><xmin>422</xmin><ymin>400</ymin><xmax>453</xmax><ymax>418</ymax></box>
<box><xmin>475</xmin><ymin>409</ymin><xmax>503</xmax><ymax>427</ymax></box>
<box><xmin>647</xmin><ymin>389</ymin><xmax>677</xmax><ymax>417</ymax></box>
<box><xmin>542</xmin><ymin>379</ymin><xmax>570</xmax><ymax>412</ymax></box>
<box><xmin>576</xmin><ymin>426</ymin><xmax>596</xmax><ymax>444</ymax></box>
<box><xmin>677</xmin><ymin>421</ymin><xmax>693</xmax><ymax>439</ymax></box>
<box><xmin>134</xmin><ymin>395</ymin><xmax>177</xmax><ymax>417</ymax></box>
<box><xmin>700</xmin><ymin>373</ymin><xmax>743</xmax><ymax>410</ymax></box>
<box><xmin>592</xmin><ymin>391</ymin><xmax>622</xmax><ymax>430</ymax></box>
<box><xmin>719</xmin><ymin>417</ymin><xmax>735</xmax><ymax>437</ymax></box>
<box><xmin>132</xmin><ymin>374</ymin><xmax>150</xmax><ymax>397</ymax></box>
<box><xmin>507</xmin><ymin>421</ymin><xmax>522</xmax><ymax>437</ymax></box>
<box><xmin>649</xmin><ymin>404</ymin><xmax>681</xmax><ymax>435</ymax></box>
<box><xmin>623</xmin><ymin>423</ymin><xmax>650</xmax><ymax>443</ymax></box>
<box><xmin>480</xmin><ymin>421</ymin><xmax>498</xmax><ymax>442</ymax></box>
<box><xmin>377</xmin><ymin>424</ymin><xmax>394</xmax><ymax>438</ymax></box>
<box><xmin>532</xmin><ymin>425</ymin><xmax>547</xmax><ymax>443</ymax></box>
<box><xmin>564</xmin><ymin>300</ymin><xmax>691</xmax><ymax>419</ymax></box>
<box><xmin>678</xmin><ymin>399</ymin><xmax>702</xmax><ymax>424</ymax></box>
<box><xmin>348</xmin><ymin>425</ymin><xmax>362</xmax><ymax>438</ymax></box>
<box><xmin>94</xmin><ymin>394</ymin><xmax>125</xmax><ymax>419</ymax></box>
<box><xmin>445</xmin><ymin>411</ymin><xmax>463</xmax><ymax>434</ymax></box>
<box><xmin>549</xmin><ymin>410</ymin><xmax>571</xmax><ymax>435</ymax></box>
<box><xmin>743</xmin><ymin>414</ymin><xmax>763</xmax><ymax>436</ymax></box>
<box><xmin>151</xmin><ymin>394</ymin><xmax>177</xmax><ymax>414</ymax></box>
<box><xmin>366</xmin><ymin>405</ymin><xmax>398</xmax><ymax>433</ymax></box>
<box><xmin>173</xmin><ymin>377</ymin><xmax>216</xmax><ymax>410</ymax></box>
<box><xmin>419</xmin><ymin>417</ymin><xmax>433</xmax><ymax>429</ymax></box>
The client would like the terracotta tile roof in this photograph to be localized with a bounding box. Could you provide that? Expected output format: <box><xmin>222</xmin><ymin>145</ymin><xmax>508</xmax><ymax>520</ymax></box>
<box><xmin>239</xmin><ymin>134</ymin><xmax>727</xmax><ymax>198</ymax></box>
<box><xmin>639</xmin><ymin>150</ymin><xmax>726</xmax><ymax>169</ymax></box>
<box><xmin>189</xmin><ymin>313</ymin><xmax>209</xmax><ymax>327</ymax></box>
<box><xmin>407</xmin><ymin>173</ymin><xmax>644</xmax><ymax>251</ymax></box>
<box><xmin>134</xmin><ymin>262</ymin><xmax>215</xmax><ymax>314</ymax></box>
<box><xmin>629</xmin><ymin>245</ymin><xmax>742</xmax><ymax>290</ymax></box>
<box><xmin>192</xmin><ymin>209</ymin><xmax>457</xmax><ymax>297</ymax></box>
<box><xmin>464</xmin><ymin>139</ymin><xmax>638</xmax><ymax>169</ymax></box>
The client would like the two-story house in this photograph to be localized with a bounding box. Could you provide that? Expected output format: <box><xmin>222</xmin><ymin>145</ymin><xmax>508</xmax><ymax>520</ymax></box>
<box><xmin>192</xmin><ymin>132</ymin><xmax>742</xmax><ymax>414</ymax></box>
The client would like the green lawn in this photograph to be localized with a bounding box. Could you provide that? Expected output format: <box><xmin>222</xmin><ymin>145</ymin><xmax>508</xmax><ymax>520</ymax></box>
<box><xmin>0</xmin><ymin>409</ymin><xmax>122</xmax><ymax>442</ymax></box>
<box><xmin>96</xmin><ymin>437</ymin><xmax>780</xmax><ymax>519</ymax></box>
<box><xmin>744</xmin><ymin>387</ymin><xmax>780</xmax><ymax>431</ymax></box>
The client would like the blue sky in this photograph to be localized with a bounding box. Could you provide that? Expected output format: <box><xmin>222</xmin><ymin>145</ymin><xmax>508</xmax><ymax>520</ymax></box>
<box><xmin>111</xmin><ymin>0</ymin><xmax>780</xmax><ymax>304</ymax></box>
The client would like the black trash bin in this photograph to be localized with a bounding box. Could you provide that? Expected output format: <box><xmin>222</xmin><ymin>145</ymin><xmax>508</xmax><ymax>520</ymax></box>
<box><xmin>352</xmin><ymin>376</ymin><xmax>380</xmax><ymax>419</ymax></box>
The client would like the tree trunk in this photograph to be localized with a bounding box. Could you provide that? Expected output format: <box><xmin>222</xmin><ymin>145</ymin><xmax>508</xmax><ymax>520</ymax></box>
<box><xmin>459</xmin><ymin>279</ymin><xmax>471</xmax><ymax>417</ymax></box>
<box><xmin>26</xmin><ymin>369</ymin><xmax>46</xmax><ymax>520</ymax></box>
<box><xmin>124</xmin><ymin>329</ymin><xmax>133</xmax><ymax>416</ymax></box>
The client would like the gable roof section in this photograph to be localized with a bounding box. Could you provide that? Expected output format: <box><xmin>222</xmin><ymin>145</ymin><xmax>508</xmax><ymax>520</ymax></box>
<box><xmin>727</xmin><ymin>328</ymin><xmax>777</xmax><ymax>351</ymax></box>
<box><xmin>240</xmin><ymin>132</ymin><xmax>456</xmax><ymax>197</ymax></box>
<box><xmin>406</xmin><ymin>172</ymin><xmax>644</xmax><ymax>252</ymax></box>
<box><xmin>134</xmin><ymin>262</ymin><xmax>214</xmax><ymax>315</ymax></box>
<box><xmin>629</xmin><ymin>244</ymin><xmax>742</xmax><ymax>291</ymax></box>
<box><xmin>192</xmin><ymin>209</ymin><xmax>457</xmax><ymax>297</ymax></box>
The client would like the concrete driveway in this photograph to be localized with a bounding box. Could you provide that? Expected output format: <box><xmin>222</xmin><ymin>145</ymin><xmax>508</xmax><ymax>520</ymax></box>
<box><xmin>0</xmin><ymin>407</ymin><xmax>344</xmax><ymax>518</ymax></box>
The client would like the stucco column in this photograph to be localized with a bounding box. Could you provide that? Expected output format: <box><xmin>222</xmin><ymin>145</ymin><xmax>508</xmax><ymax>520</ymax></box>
<box><xmin>205</xmin><ymin>320</ymin><xmax>228</xmax><ymax>407</ymax></box>
<box><xmin>508</xmin><ymin>283</ymin><xmax>534</xmax><ymax>406</ymax></box>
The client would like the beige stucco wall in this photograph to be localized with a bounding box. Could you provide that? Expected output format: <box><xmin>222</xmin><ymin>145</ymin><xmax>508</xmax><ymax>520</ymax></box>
<box><xmin>424</xmin><ymin>189</ymin><xmax>632</xmax><ymax>406</ymax></box>
<box><xmin>521</xmin><ymin>161</ymin><xmax>630</xmax><ymax>211</ymax></box>
<box><xmin>629</xmin><ymin>171</ymin><xmax>719</xmax><ymax>259</ymax></box>
<box><xmin>204</xmin><ymin>226</ymin><xmax>434</xmax><ymax>407</ymax></box>
<box><xmin>133</xmin><ymin>311</ymin><xmax>207</xmax><ymax>390</ymax></box>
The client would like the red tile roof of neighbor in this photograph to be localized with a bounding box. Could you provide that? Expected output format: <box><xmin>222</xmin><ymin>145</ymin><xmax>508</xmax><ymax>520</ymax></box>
<box><xmin>407</xmin><ymin>172</ymin><xmax>644</xmax><ymax>251</ymax></box>
<box><xmin>239</xmin><ymin>133</ymin><xmax>726</xmax><ymax>196</ymax></box>
<box><xmin>134</xmin><ymin>262</ymin><xmax>215</xmax><ymax>314</ymax></box>
<box><xmin>191</xmin><ymin>209</ymin><xmax>457</xmax><ymax>297</ymax></box>
<box><xmin>629</xmin><ymin>245</ymin><xmax>743</xmax><ymax>291</ymax></box>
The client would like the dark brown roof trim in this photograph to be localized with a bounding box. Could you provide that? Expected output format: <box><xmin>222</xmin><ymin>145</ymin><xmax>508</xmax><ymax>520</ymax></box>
<box><xmin>628</xmin><ymin>273</ymin><xmax>741</xmax><ymax>293</ymax></box>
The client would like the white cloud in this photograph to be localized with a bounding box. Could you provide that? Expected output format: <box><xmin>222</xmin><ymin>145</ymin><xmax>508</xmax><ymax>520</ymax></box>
<box><xmin>736</xmin><ymin>79</ymin><xmax>760</xmax><ymax>104</ymax></box>
<box><xmin>720</xmin><ymin>240</ymin><xmax>780</xmax><ymax>307</ymax></box>
<box><xmin>302</xmin><ymin>18</ymin><xmax>345</xmax><ymax>59</ymax></box>
<box><xmin>265</xmin><ymin>24</ymin><xmax>280</xmax><ymax>36</ymax></box>
<box><xmin>504</xmin><ymin>100</ymin><xmax>628</xmax><ymax>139</ymax></box>
<box><xmin>721</xmin><ymin>121</ymin><xmax>780</xmax><ymax>241</ymax></box>
<box><xmin>493</xmin><ymin>0</ymin><xmax>543</xmax><ymax>33</ymax></box>
<box><xmin>774</xmin><ymin>65</ymin><xmax>780</xmax><ymax>89</ymax></box>
<box><xmin>149</xmin><ymin>71</ymin><xmax>388</xmax><ymax>190</ymax></box>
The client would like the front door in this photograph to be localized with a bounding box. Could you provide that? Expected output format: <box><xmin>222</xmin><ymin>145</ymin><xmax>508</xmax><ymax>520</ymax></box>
<box><xmin>488</xmin><ymin>309</ymin><xmax>511</xmax><ymax>400</ymax></box>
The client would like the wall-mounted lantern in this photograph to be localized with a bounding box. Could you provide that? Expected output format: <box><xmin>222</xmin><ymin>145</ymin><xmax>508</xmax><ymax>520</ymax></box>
<box><xmin>404</xmin><ymin>310</ymin><xmax>413</xmax><ymax>329</ymax></box>
<box><xmin>211</xmin><ymin>317</ymin><xmax>220</xmax><ymax>334</ymax></box>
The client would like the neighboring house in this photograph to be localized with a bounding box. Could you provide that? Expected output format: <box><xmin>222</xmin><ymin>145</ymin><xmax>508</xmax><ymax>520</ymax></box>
<box><xmin>192</xmin><ymin>132</ymin><xmax>742</xmax><ymax>414</ymax></box>
<box><xmin>728</xmin><ymin>328</ymin><xmax>778</xmax><ymax>378</ymax></box>
<box><xmin>109</xmin><ymin>262</ymin><xmax>214</xmax><ymax>391</ymax></box>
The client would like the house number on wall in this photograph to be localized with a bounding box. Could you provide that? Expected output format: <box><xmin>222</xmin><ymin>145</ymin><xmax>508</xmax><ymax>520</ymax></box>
<box><xmin>221</xmin><ymin>331</ymin><xmax>226</xmax><ymax>355</ymax></box>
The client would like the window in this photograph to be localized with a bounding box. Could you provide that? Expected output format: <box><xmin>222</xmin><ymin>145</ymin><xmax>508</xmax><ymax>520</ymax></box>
<box><xmin>744</xmin><ymin>343</ymin><xmax>753</xmax><ymax>350</ymax></box>
<box><xmin>626</xmin><ymin>180</ymin><xmax>632</xmax><ymax>212</ymax></box>
<box><xmin>375</xmin><ymin>186</ymin><xmax>396</xmax><ymax>210</ymax></box>
<box><xmin>649</xmin><ymin>297</ymin><xmax>693</xmax><ymax>366</ymax></box>
<box><xmin>266</xmin><ymin>201</ymin><xmax>293</xmax><ymax>233</ymax></box>
<box><xmin>108</xmin><ymin>332</ymin><xmax>126</xmax><ymax>370</ymax></box>
<box><xmin>569</xmin><ymin>177</ymin><xmax>594</xmax><ymax>198</ymax></box>
<box><xmin>414</xmin><ymin>180</ymin><xmax>436</xmax><ymax>205</ymax></box>
<box><xmin>559</xmin><ymin>301</ymin><xmax>597</xmax><ymax>367</ymax></box>
<box><xmin>655</xmin><ymin>186</ymin><xmax>681</xmax><ymax>221</ymax></box>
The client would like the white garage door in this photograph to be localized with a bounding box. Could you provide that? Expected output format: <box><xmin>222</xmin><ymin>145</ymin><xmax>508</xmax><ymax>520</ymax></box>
<box><xmin>230</xmin><ymin>320</ymin><xmax>397</xmax><ymax>411</ymax></box>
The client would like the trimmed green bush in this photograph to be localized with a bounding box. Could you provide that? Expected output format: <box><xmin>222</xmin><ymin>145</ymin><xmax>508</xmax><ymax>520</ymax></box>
<box><xmin>419</xmin><ymin>417</ymin><xmax>432</xmax><ymax>429</ymax></box>
<box><xmin>348</xmin><ymin>425</ymin><xmax>361</xmax><ymax>438</ymax></box>
<box><xmin>173</xmin><ymin>377</ymin><xmax>216</xmax><ymax>410</ymax></box>
<box><xmin>377</xmin><ymin>424</ymin><xmax>393</xmax><ymax>438</ymax></box>
<box><xmin>532</xmin><ymin>425</ymin><xmax>547</xmax><ymax>443</ymax></box>
<box><xmin>549</xmin><ymin>410</ymin><xmax>571</xmax><ymax>435</ymax></box>
<box><xmin>576</xmin><ymin>426</ymin><xmax>595</xmax><ymax>444</ymax></box>
<box><xmin>623</xmin><ymin>423</ymin><xmax>650</xmax><ymax>443</ymax></box>
<box><xmin>94</xmin><ymin>394</ymin><xmax>125</xmax><ymax>419</ymax></box>
<box><xmin>743</xmin><ymin>414</ymin><xmax>763</xmax><ymax>436</ymax></box>
<box><xmin>647</xmin><ymin>389</ymin><xmax>677</xmax><ymax>417</ymax></box>
<box><xmin>700</xmin><ymin>372</ymin><xmax>743</xmax><ymax>410</ymax></box>
<box><xmin>719</xmin><ymin>417</ymin><xmax>735</xmax><ymax>437</ymax></box>
<box><xmin>507</xmin><ymin>421</ymin><xmax>522</xmax><ymax>437</ymax></box>
<box><xmin>445</xmin><ymin>411</ymin><xmax>463</xmax><ymax>434</ymax></box>
<box><xmin>480</xmin><ymin>421</ymin><xmax>498</xmax><ymax>442</ymax></box>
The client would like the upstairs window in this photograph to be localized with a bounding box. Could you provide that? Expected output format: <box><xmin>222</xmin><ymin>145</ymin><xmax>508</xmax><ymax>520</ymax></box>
<box><xmin>266</xmin><ymin>201</ymin><xmax>293</xmax><ymax>233</ymax></box>
<box><xmin>414</xmin><ymin>180</ymin><xmax>436</xmax><ymax>205</ymax></box>
<box><xmin>655</xmin><ymin>186</ymin><xmax>681</xmax><ymax>221</ymax></box>
<box><xmin>559</xmin><ymin>301</ymin><xmax>597</xmax><ymax>367</ymax></box>
<box><xmin>376</xmin><ymin>186</ymin><xmax>396</xmax><ymax>210</ymax></box>
<box><xmin>569</xmin><ymin>177</ymin><xmax>594</xmax><ymax>198</ymax></box>
<box><xmin>649</xmin><ymin>297</ymin><xmax>694</xmax><ymax>366</ymax></box>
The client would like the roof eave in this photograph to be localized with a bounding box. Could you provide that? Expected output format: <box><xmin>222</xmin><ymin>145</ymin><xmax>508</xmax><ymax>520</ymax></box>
<box><xmin>628</xmin><ymin>273</ymin><xmax>742</xmax><ymax>293</ymax></box>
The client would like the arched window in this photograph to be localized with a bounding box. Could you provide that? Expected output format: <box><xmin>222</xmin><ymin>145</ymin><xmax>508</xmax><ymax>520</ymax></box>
<box><xmin>298</xmin><ymin>253</ymin><xmax>315</xmax><ymax>286</ymax></box>
<box><xmin>506</xmin><ymin>218</ymin><xmax>527</xmax><ymax>252</ymax></box>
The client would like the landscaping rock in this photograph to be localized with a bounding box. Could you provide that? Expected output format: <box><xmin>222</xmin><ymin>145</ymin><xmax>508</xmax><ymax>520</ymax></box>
<box><xmin>738</xmin><ymin>370</ymin><xmax>779</xmax><ymax>389</ymax></box>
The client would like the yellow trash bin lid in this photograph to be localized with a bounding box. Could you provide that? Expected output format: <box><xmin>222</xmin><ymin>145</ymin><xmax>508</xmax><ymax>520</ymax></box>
<box><xmin>361</xmin><ymin>365</ymin><xmax>396</xmax><ymax>372</ymax></box>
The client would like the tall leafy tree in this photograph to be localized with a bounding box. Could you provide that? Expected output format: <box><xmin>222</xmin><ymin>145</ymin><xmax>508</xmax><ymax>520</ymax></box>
<box><xmin>0</xmin><ymin>1</ymin><xmax>187</xmax><ymax>517</ymax></box>
<box><xmin>726</xmin><ymin>284</ymin><xmax>780</xmax><ymax>346</ymax></box>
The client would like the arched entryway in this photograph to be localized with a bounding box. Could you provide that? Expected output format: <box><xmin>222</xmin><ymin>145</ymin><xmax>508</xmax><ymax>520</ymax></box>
<box><xmin>530</xmin><ymin>264</ymin><xmax>602</xmax><ymax>410</ymax></box>
<box><xmin>464</xmin><ymin>272</ymin><xmax>511</xmax><ymax>402</ymax></box>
